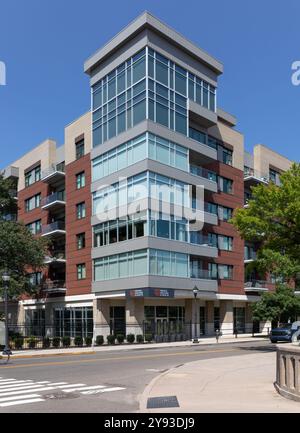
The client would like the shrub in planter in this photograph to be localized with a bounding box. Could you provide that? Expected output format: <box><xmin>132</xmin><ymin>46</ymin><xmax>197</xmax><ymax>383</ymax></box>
<box><xmin>74</xmin><ymin>336</ymin><xmax>83</xmax><ymax>347</ymax></box>
<box><xmin>95</xmin><ymin>335</ymin><xmax>104</xmax><ymax>346</ymax></box>
<box><xmin>107</xmin><ymin>334</ymin><xmax>115</xmax><ymax>345</ymax></box>
<box><xmin>145</xmin><ymin>334</ymin><xmax>153</xmax><ymax>343</ymax></box>
<box><xmin>136</xmin><ymin>334</ymin><xmax>144</xmax><ymax>344</ymax></box>
<box><xmin>28</xmin><ymin>337</ymin><xmax>36</xmax><ymax>349</ymax></box>
<box><xmin>52</xmin><ymin>337</ymin><xmax>61</xmax><ymax>348</ymax></box>
<box><xmin>62</xmin><ymin>336</ymin><xmax>71</xmax><ymax>347</ymax></box>
<box><xmin>116</xmin><ymin>334</ymin><xmax>124</xmax><ymax>344</ymax></box>
<box><xmin>85</xmin><ymin>336</ymin><xmax>93</xmax><ymax>347</ymax></box>
<box><xmin>126</xmin><ymin>334</ymin><xmax>135</xmax><ymax>344</ymax></box>
<box><xmin>42</xmin><ymin>337</ymin><xmax>51</xmax><ymax>349</ymax></box>
<box><xmin>14</xmin><ymin>337</ymin><xmax>24</xmax><ymax>350</ymax></box>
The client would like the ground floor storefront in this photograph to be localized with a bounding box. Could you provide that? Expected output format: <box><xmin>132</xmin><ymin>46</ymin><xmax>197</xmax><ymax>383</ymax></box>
<box><xmin>5</xmin><ymin>292</ymin><xmax>271</xmax><ymax>343</ymax></box>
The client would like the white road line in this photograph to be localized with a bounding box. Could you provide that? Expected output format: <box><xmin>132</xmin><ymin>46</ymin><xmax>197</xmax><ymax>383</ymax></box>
<box><xmin>57</xmin><ymin>383</ymin><xmax>86</xmax><ymax>389</ymax></box>
<box><xmin>0</xmin><ymin>384</ymin><xmax>50</xmax><ymax>392</ymax></box>
<box><xmin>0</xmin><ymin>398</ymin><xmax>45</xmax><ymax>407</ymax></box>
<box><xmin>36</xmin><ymin>381</ymin><xmax>51</xmax><ymax>384</ymax></box>
<box><xmin>40</xmin><ymin>382</ymin><xmax>67</xmax><ymax>387</ymax></box>
<box><xmin>0</xmin><ymin>379</ymin><xmax>17</xmax><ymax>383</ymax></box>
<box><xmin>0</xmin><ymin>381</ymin><xmax>32</xmax><ymax>387</ymax></box>
<box><xmin>81</xmin><ymin>387</ymin><xmax>125</xmax><ymax>395</ymax></box>
<box><xmin>63</xmin><ymin>385</ymin><xmax>106</xmax><ymax>393</ymax></box>
<box><xmin>0</xmin><ymin>394</ymin><xmax>41</xmax><ymax>403</ymax></box>
<box><xmin>0</xmin><ymin>383</ymin><xmax>40</xmax><ymax>391</ymax></box>
<box><xmin>0</xmin><ymin>387</ymin><xmax>55</xmax><ymax>397</ymax></box>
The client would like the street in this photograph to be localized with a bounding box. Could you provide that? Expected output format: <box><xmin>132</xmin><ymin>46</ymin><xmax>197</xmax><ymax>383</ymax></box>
<box><xmin>0</xmin><ymin>340</ymin><xmax>275</xmax><ymax>413</ymax></box>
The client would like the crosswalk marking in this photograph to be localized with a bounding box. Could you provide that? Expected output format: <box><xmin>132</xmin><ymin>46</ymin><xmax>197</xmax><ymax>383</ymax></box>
<box><xmin>0</xmin><ymin>376</ymin><xmax>126</xmax><ymax>409</ymax></box>
<box><xmin>0</xmin><ymin>398</ymin><xmax>45</xmax><ymax>407</ymax></box>
<box><xmin>0</xmin><ymin>394</ymin><xmax>41</xmax><ymax>403</ymax></box>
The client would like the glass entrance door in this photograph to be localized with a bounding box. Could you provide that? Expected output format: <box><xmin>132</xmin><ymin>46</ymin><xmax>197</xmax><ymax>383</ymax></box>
<box><xmin>156</xmin><ymin>318</ymin><xmax>168</xmax><ymax>337</ymax></box>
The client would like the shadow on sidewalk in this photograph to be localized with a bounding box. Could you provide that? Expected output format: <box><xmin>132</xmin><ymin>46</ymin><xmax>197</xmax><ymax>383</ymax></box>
<box><xmin>236</xmin><ymin>345</ymin><xmax>276</xmax><ymax>353</ymax></box>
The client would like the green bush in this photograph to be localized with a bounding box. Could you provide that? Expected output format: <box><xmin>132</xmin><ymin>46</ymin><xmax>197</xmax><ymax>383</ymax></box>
<box><xmin>14</xmin><ymin>336</ymin><xmax>24</xmax><ymax>350</ymax></box>
<box><xmin>62</xmin><ymin>336</ymin><xmax>71</xmax><ymax>347</ymax></box>
<box><xmin>116</xmin><ymin>334</ymin><xmax>124</xmax><ymax>344</ymax></box>
<box><xmin>107</xmin><ymin>335</ymin><xmax>115</xmax><ymax>345</ymax></box>
<box><xmin>136</xmin><ymin>334</ymin><xmax>144</xmax><ymax>344</ymax></box>
<box><xmin>145</xmin><ymin>334</ymin><xmax>153</xmax><ymax>343</ymax></box>
<box><xmin>95</xmin><ymin>335</ymin><xmax>104</xmax><ymax>346</ymax></box>
<box><xmin>42</xmin><ymin>337</ymin><xmax>51</xmax><ymax>349</ymax></box>
<box><xmin>126</xmin><ymin>334</ymin><xmax>135</xmax><ymax>344</ymax></box>
<box><xmin>52</xmin><ymin>337</ymin><xmax>61</xmax><ymax>348</ymax></box>
<box><xmin>85</xmin><ymin>336</ymin><xmax>93</xmax><ymax>347</ymax></box>
<box><xmin>74</xmin><ymin>336</ymin><xmax>83</xmax><ymax>347</ymax></box>
<box><xmin>28</xmin><ymin>337</ymin><xmax>36</xmax><ymax>349</ymax></box>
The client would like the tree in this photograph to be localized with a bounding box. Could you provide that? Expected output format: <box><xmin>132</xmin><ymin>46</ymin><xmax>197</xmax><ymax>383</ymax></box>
<box><xmin>252</xmin><ymin>284</ymin><xmax>300</xmax><ymax>327</ymax></box>
<box><xmin>231</xmin><ymin>163</ymin><xmax>300</xmax><ymax>283</ymax></box>
<box><xmin>0</xmin><ymin>175</ymin><xmax>48</xmax><ymax>298</ymax></box>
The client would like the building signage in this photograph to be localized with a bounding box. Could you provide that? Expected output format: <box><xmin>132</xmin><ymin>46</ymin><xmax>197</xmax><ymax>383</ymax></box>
<box><xmin>126</xmin><ymin>288</ymin><xmax>175</xmax><ymax>298</ymax></box>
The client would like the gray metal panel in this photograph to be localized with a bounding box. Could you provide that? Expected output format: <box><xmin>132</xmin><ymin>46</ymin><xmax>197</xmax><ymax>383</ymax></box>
<box><xmin>92</xmin><ymin>275</ymin><xmax>218</xmax><ymax>294</ymax></box>
<box><xmin>84</xmin><ymin>12</ymin><xmax>223</xmax><ymax>76</ymax></box>
<box><xmin>189</xmin><ymin>100</ymin><xmax>218</xmax><ymax>127</ymax></box>
<box><xmin>92</xmin><ymin>236</ymin><xmax>218</xmax><ymax>259</ymax></box>
<box><xmin>217</xmin><ymin>108</ymin><xmax>237</xmax><ymax>127</ymax></box>
<box><xmin>91</xmin><ymin>120</ymin><xmax>217</xmax><ymax>161</ymax></box>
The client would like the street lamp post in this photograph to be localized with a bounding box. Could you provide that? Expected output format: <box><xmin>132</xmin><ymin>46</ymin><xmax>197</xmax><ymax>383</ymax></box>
<box><xmin>193</xmin><ymin>286</ymin><xmax>199</xmax><ymax>343</ymax></box>
<box><xmin>2</xmin><ymin>272</ymin><xmax>12</xmax><ymax>356</ymax></box>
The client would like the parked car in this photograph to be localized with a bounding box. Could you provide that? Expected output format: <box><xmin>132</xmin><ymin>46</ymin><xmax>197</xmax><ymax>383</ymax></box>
<box><xmin>269</xmin><ymin>322</ymin><xmax>300</xmax><ymax>343</ymax></box>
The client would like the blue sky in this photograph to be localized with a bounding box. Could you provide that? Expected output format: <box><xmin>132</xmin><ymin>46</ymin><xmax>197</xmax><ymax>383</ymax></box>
<box><xmin>0</xmin><ymin>0</ymin><xmax>299</xmax><ymax>167</ymax></box>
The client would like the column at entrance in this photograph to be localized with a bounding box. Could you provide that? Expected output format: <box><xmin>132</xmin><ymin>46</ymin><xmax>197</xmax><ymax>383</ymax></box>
<box><xmin>206</xmin><ymin>301</ymin><xmax>215</xmax><ymax>336</ymax></box>
<box><xmin>93</xmin><ymin>298</ymin><xmax>110</xmax><ymax>340</ymax></box>
<box><xmin>126</xmin><ymin>298</ymin><xmax>144</xmax><ymax>338</ymax></box>
<box><xmin>220</xmin><ymin>300</ymin><xmax>233</xmax><ymax>336</ymax></box>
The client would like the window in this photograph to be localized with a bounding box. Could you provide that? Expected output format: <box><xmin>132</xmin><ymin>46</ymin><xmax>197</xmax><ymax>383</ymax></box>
<box><xmin>214</xmin><ymin>307</ymin><xmax>220</xmax><ymax>331</ymax></box>
<box><xmin>76</xmin><ymin>233</ymin><xmax>86</xmax><ymax>250</ymax></box>
<box><xmin>54</xmin><ymin>307</ymin><xmax>93</xmax><ymax>338</ymax></box>
<box><xmin>25</xmin><ymin>165</ymin><xmax>41</xmax><ymax>187</ymax></box>
<box><xmin>218</xmin><ymin>206</ymin><xmax>233</xmax><ymax>222</ymax></box>
<box><xmin>77</xmin><ymin>264</ymin><xmax>86</xmax><ymax>280</ymax></box>
<box><xmin>234</xmin><ymin>308</ymin><xmax>246</xmax><ymax>334</ymax></box>
<box><xmin>76</xmin><ymin>202</ymin><xmax>86</xmax><ymax>219</ymax></box>
<box><xmin>219</xmin><ymin>177</ymin><xmax>233</xmax><ymax>194</ymax></box>
<box><xmin>221</xmin><ymin>148</ymin><xmax>233</xmax><ymax>165</ymax></box>
<box><xmin>26</xmin><ymin>220</ymin><xmax>42</xmax><ymax>235</ymax></box>
<box><xmin>76</xmin><ymin>139</ymin><xmax>85</xmax><ymax>160</ymax></box>
<box><xmin>269</xmin><ymin>168</ymin><xmax>280</xmax><ymax>185</ymax></box>
<box><xmin>94</xmin><ymin>250</ymin><xmax>148</xmax><ymax>281</ymax></box>
<box><xmin>218</xmin><ymin>235</ymin><xmax>233</xmax><ymax>251</ymax></box>
<box><xmin>25</xmin><ymin>193</ymin><xmax>41</xmax><ymax>212</ymax></box>
<box><xmin>76</xmin><ymin>172</ymin><xmax>85</xmax><ymax>189</ymax></box>
<box><xmin>28</xmin><ymin>272</ymin><xmax>42</xmax><ymax>286</ymax></box>
<box><xmin>218</xmin><ymin>265</ymin><xmax>233</xmax><ymax>280</ymax></box>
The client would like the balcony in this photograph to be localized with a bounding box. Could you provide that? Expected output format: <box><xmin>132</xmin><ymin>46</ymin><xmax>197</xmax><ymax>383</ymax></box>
<box><xmin>244</xmin><ymin>250</ymin><xmax>257</xmax><ymax>263</ymax></box>
<box><xmin>41</xmin><ymin>164</ymin><xmax>65</xmax><ymax>184</ymax></box>
<box><xmin>190</xmin><ymin>269</ymin><xmax>217</xmax><ymax>280</ymax></box>
<box><xmin>244</xmin><ymin>169</ymin><xmax>269</xmax><ymax>187</ymax></box>
<box><xmin>41</xmin><ymin>280</ymin><xmax>66</xmax><ymax>294</ymax></box>
<box><xmin>190</xmin><ymin>165</ymin><xmax>217</xmax><ymax>183</ymax></box>
<box><xmin>244</xmin><ymin>280</ymin><xmax>269</xmax><ymax>292</ymax></box>
<box><xmin>44</xmin><ymin>251</ymin><xmax>66</xmax><ymax>265</ymax></box>
<box><xmin>41</xmin><ymin>221</ymin><xmax>66</xmax><ymax>238</ymax></box>
<box><xmin>42</xmin><ymin>191</ymin><xmax>66</xmax><ymax>211</ymax></box>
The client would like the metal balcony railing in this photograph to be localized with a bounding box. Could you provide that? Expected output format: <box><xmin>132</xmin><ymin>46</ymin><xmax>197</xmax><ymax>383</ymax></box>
<box><xmin>41</xmin><ymin>280</ymin><xmax>66</xmax><ymax>291</ymax></box>
<box><xmin>190</xmin><ymin>233</ymin><xmax>217</xmax><ymax>248</ymax></box>
<box><xmin>45</xmin><ymin>251</ymin><xmax>66</xmax><ymax>262</ymax></box>
<box><xmin>42</xmin><ymin>221</ymin><xmax>66</xmax><ymax>235</ymax></box>
<box><xmin>244</xmin><ymin>169</ymin><xmax>269</xmax><ymax>183</ymax></box>
<box><xmin>42</xmin><ymin>191</ymin><xmax>65</xmax><ymax>207</ymax></box>
<box><xmin>244</xmin><ymin>279</ymin><xmax>269</xmax><ymax>288</ymax></box>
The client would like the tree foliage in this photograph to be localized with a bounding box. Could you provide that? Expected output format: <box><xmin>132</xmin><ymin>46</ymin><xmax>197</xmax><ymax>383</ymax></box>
<box><xmin>252</xmin><ymin>284</ymin><xmax>300</xmax><ymax>326</ymax></box>
<box><xmin>0</xmin><ymin>175</ymin><xmax>48</xmax><ymax>298</ymax></box>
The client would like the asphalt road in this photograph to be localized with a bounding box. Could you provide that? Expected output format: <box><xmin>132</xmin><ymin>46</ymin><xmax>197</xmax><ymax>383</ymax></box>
<box><xmin>0</xmin><ymin>340</ymin><xmax>276</xmax><ymax>413</ymax></box>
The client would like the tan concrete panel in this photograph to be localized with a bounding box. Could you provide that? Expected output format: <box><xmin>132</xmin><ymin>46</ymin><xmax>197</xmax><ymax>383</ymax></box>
<box><xmin>64</xmin><ymin>112</ymin><xmax>91</xmax><ymax>165</ymax></box>
<box><xmin>254</xmin><ymin>144</ymin><xmax>293</xmax><ymax>175</ymax></box>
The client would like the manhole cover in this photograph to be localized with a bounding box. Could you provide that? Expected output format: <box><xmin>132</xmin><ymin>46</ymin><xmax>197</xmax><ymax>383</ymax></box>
<box><xmin>44</xmin><ymin>392</ymin><xmax>80</xmax><ymax>400</ymax></box>
<box><xmin>147</xmin><ymin>396</ymin><xmax>179</xmax><ymax>409</ymax></box>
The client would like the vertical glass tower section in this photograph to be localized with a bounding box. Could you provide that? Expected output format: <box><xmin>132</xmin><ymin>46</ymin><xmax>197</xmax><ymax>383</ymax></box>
<box><xmin>92</xmin><ymin>47</ymin><xmax>216</xmax><ymax>148</ymax></box>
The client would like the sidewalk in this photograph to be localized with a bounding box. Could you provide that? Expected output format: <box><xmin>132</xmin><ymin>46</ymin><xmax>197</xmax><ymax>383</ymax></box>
<box><xmin>2</xmin><ymin>334</ymin><xmax>268</xmax><ymax>359</ymax></box>
<box><xmin>140</xmin><ymin>351</ymin><xmax>300</xmax><ymax>413</ymax></box>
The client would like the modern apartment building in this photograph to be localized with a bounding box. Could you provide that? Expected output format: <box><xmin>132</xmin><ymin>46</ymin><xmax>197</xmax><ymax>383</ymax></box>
<box><xmin>2</xmin><ymin>12</ymin><xmax>293</xmax><ymax>341</ymax></box>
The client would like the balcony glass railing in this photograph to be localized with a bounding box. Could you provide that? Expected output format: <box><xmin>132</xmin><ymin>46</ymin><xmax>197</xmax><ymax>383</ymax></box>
<box><xmin>244</xmin><ymin>279</ymin><xmax>269</xmax><ymax>288</ymax></box>
<box><xmin>244</xmin><ymin>169</ymin><xmax>269</xmax><ymax>183</ymax></box>
<box><xmin>190</xmin><ymin>165</ymin><xmax>217</xmax><ymax>182</ymax></box>
<box><xmin>42</xmin><ymin>221</ymin><xmax>66</xmax><ymax>235</ymax></box>
<box><xmin>42</xmin><ymin>191</ymin><xmax>65</xmax><ymax>207</ymax></box>
<box><xmin>41</xmin><ymin>164</ymin><xmax>65</xmax><ymax>180</ymax></box>
<box><xmin>45</xmin><ymin>251</ymin><xmax>66</xmax><ymax>261</ymax></box>
<box><xmin>41</xmin><ymin>280</ymin><xmax>66</xmax><ymax>291</ymax></box>
<box><xmin>190</xmin><ymin>232</ymin><xmax>217</xmax><ymax>247</ymax></box>
<box><xmin>190</xmin><ymin>269</ymin><xmax>217</xmax><ymax>280</ymax></box>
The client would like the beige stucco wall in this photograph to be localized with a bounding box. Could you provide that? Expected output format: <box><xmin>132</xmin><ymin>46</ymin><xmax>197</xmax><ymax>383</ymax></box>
<box><xmin>11</xmin><ymin>139</ymin><xmax>57</xmax><ymax>192</ymax></box>
<box><xmin>208</xmin><ymin>121</ymin><xmax>244</xmax><ymax>171</ymax></box>
<box><xmin>64</xmin><ymin>112</ymin><xmax>91</xmax><ymax>165</ymax></box>
<box><xmin>254</xmin><ymin>144</ymin><xmax>293</xmax><ymax>175</ymax></box>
